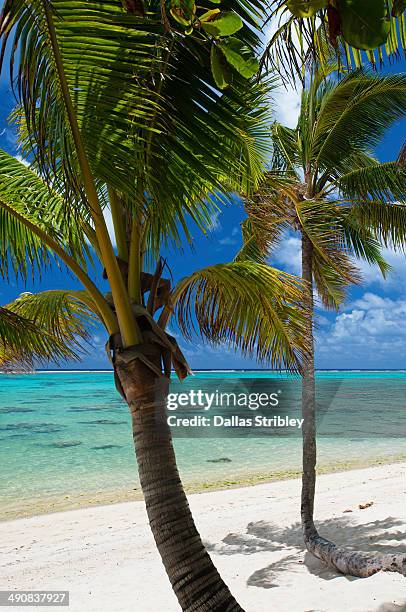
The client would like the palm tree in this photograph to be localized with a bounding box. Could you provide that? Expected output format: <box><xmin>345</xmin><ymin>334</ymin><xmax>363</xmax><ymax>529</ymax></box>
<box><xmin>0</xmin><ymin>155</ymin><xmax>309</xmax><ymax>612</ymax></box>
<box><xmin>246</xmin><ymin>67</ymin><xmax>406</xmax><ymax>577</ymax></box>
<box><xmin>0</xmin><ymin>2</ymin><xmax>309</xmax><ymax>608</ymax></box>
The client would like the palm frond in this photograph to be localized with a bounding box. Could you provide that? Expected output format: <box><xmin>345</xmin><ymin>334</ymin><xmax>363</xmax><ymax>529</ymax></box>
<box><xmin>0</xmin><ymin>149</ymin><xmax>90</xmax><ymax>279</ymax></box>
<box><xmin>1</xmin><ymin>0</ymin><xmax>271</xmax><ymax>249</ymax></box>
<box><xmin>172</xmin><ymin>261</ymin><xmax>309</xmax><ymax>370</ymax></box>
<box><xmin>1</xmin><ymin>0</ymin><xmax>163</xmax><ymax>198</ymax></box>
<box><xmin>339</xmin><ymin>211</ymin><xmax>391</xmax><ymax>274</ymax></box>
<box><xmin>312</xmin><ymin>255</ymin><xmax>348</xmax><ymax>309</ymax></box>
<box><xmin>347</xmin><ymin>201</ymin><xmax>406</xmax><ymax>251</ymax></box>
<box><xmin>296</xmin><ymin>199</ymin><xmax>362</xmax><ymax>285</ymax></box>
<box><xmin>233</xmin><ymin>218</ymin><xmax>273</xmax><ymax>263</ymax></box>
<box><xmin>336</xmin><ymin>161</ymin><xmax>406</xmax><ymax>202</ymax></box>
<box><xmin>0</xmin><ymin>290</ymin><xmax>96</xmax><ymax>369</ymax></box>
<box><xmin>271</xmin><ymin>123</ymin><xmax>301</xmax><ymax>172</ymax></box>
<box><xmin>313</xmin><ymin>72</ymin><xmax>406</xmax><ymax>174</ymax></box>
<box><xmin>262</xmin><ymin>2</ymin><xmax>406</xmax><ymax>84</ymax></box>
<box><xmin>132</xmin><ymin>65</ymin><xmax>275</xmax><ymax>260</ymax></box>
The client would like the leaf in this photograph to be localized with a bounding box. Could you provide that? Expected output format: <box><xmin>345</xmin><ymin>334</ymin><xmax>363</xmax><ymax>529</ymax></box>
<box><xmin>0</xmin><ymin>291</ymin><xmax>96</xmax><ymax>369</ymax></box>
<box><xmin>234</xmin><ymin>218</ymin><xmax>276</xmax><ymax>263</ymax></box>
<box><xmin>200</xmin><ymin>9</ymin><xmax>221</xmax><ymax>22</ymax></box>
<box><xmin>336</xmin><ymin>161</ymin><xmax>406</xmax><ymax>202</ymax></box>
<box><xmin>262</xmin><ymin>1</ymin><xmax>405</xmax><ymax>85</ymax></box>
<box><xmin>218</xmin><ymin>38</ymin><xmax>259</xmax><ymax>78</ymax></box>
<box><xmin>210</xmin><ymin>44</ymin><xmax>230</xmax><ymax>89</ymax></box>
<box><xmin>348</xmin><ymin>201</ymin><xmax>406</xmax><ymax>252</ymax></box>
<box><xmin>202</xmin><ymin>12</ymin><xmax>243</xmax><ymax>37</ymax></box>
<box><xmin>313</xmin><ymin>72</ymin><xmax>406</xmax><ymax>175</ymax></box>
<box><xmin>172</xmin><ymin>261</ymin><xmax>309</xmax><ymax>370</ymax></box>
<box><xmin>0</xmin><ymin>149</ymin><xmax>89</xmax><ymax>279</ymax></box>
<box><xmin>170</xmin><ymin>0</ymin><xmax>196</xmax><ymax>25</ymax></box>
<box><xmin>287</xmin><ymin>0</ymin><xmax>327</xmax><ymax>19</ymax></box>
<box><xmin>1</xmin><ymin>0</ymin><xmax>270</xmax><ymax>247</ymax></box>
<box><xmin>338</xmin><ymin>0</ymin><xmax>390</xmax><ymax>50</ymax></box>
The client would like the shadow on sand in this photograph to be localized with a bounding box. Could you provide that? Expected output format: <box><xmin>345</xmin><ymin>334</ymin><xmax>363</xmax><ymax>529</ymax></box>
<box><xmin>205</xmin><ymin>515</ymin><xmax>406</xmax><ymax>592</ymax></box>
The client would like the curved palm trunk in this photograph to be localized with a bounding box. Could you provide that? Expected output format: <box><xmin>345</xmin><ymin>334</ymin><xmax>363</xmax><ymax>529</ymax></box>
<box><xmin>301</xmin><ymin>233</ymin><xmax>406</xmax><ymax>577</ymax></box>
<box><xmin>115</xmin><ymin>345</ymin><xmax>244</xmax><ymax>612</ymax></box>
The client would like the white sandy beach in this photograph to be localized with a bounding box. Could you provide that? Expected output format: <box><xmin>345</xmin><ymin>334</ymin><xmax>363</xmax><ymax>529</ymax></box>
<box><xmin>1</xmin><ymin>463</ymin><xmax>405</xmax><ymax>612</ymax></box>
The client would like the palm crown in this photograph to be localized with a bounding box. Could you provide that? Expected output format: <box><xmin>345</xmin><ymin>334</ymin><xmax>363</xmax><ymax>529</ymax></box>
<box><xmin>247</xmin><ymin>68</ymin><xmax>406</xmax><ymax>308</ymax></box>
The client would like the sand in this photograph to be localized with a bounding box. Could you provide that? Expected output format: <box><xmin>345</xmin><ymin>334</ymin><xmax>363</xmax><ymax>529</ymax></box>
<box><xmin>1</xmin><ymin>463</ymin><xmax>405</xmax><ymax>612</ymax></box>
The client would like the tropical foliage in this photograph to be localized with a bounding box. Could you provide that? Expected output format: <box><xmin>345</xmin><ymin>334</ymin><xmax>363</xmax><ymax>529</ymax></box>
<box><xmin>0</xmin><ymin>0</ymin><xmax>310</xmax><ymax>369</ymax></box>
<box><xmin>248</xmin><ymin>69</ymin><xmax>406</xmax><ymax>302</ymax></box>
<box><xmin>263</xmin><ymin>1</ymin><xmax>406</xmax><ymax>81</ymax></box>
<box><xmin>0</xmin><ymin>292</ymin><xmax>93</xmax><ymax>369</ymax></box>
<box><xmin>173</xmin><ymin>261</ymin><xmax>307</xmax><ymax>366</ymax></box>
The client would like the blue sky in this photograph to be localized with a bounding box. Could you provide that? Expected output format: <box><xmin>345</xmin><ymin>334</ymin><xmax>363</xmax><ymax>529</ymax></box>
<box><xmin>0</xmin><ymin>43</ymin><xmax>405</xmax><ymax>370</ymax></box>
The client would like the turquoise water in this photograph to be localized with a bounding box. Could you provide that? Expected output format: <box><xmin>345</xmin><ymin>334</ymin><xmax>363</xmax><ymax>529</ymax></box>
<box><xmin>1</xmin><ymin>370</ymin><xmax>405</xmax><ymax>519</ymax></box>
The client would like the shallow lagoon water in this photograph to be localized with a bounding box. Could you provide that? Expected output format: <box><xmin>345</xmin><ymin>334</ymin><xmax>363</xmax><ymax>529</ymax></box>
<box><xmin>1</xmin><ymin>371</ymin><xmax>405</xmax><ymax>519</ymax></box>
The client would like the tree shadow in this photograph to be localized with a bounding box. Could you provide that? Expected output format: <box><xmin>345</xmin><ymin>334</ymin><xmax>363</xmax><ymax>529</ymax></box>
<box><xmin>205</xmin><ymin>515</ymin><xmax>406</xmax><ymax>588</ymax></box>
<box><xmin>374</xmin><ymin>603</ymin><xmax>406</xmax><ymax>612</ymax></box>
<box><xmin>247</xmin><ymin>554</ymin><xmax>301</xmax><ymax>588</ymax></box>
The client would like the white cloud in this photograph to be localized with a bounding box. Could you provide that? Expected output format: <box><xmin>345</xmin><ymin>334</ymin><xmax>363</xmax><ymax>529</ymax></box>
<box><xmin>317</xmin><ymin>292</ymin><xmax>406</xmax><ymax>365</ymax></box>
<box><xmin>217</xmin><ymin>226</ymin><xmax>240</xmax><ymax>247</ymax></box>
<box><xmin>208</xmin><ymin>210</ymin><xmax>221</xmax><ymax>231</ymax></box>
<box><xmin>218</xmin><ymin>236</ymin><xmax>238</xmax><ymax>246</ymax></box>
<box><xmin>263</xmin><ymin>13</ymin><xmax>304</xmax><ymax>129</ymax></box>
<box><xmin>272</xmin><ymin>234</ymin><xmax>302</xmax><ymax>275</ymax></box>
<box><xmin>272</xmin><ymin>83</ymin><xmax>301</xmax><ymax>129</ymax></box>
<box><xmin>354</xmin><ymin>247</ymin><xmax>406</xmax><ymax>291</ymax></box>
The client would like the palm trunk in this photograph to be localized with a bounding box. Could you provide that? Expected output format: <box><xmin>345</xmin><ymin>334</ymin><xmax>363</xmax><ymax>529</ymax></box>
<box><xmin>115</xmin><ymin>345</ymin><xmax>244</xmax><ymax>611</ymax></box>
<box><xmin>300</xmin><ymin>233</ymin><xmax>406</xmax><ymax>578</ymax></box>
<box><xmin>301</xmin><ymin>232</ymin><xmax>318</xmax><ymax>543</ymax></box>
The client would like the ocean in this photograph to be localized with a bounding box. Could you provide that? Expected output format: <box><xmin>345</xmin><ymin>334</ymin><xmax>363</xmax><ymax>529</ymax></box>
<box><xmin>1</xmin><ymin>370</ymin><xmax>405</xmax><ymax>520</ymax></box>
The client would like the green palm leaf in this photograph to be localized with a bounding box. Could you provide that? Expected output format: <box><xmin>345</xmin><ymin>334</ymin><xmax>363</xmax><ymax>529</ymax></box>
<box><xmin>313</xmin><ymin>72</ymin><xmax>406</xmax><ymax>173</ymax></box>
<box><xmin>0</xmin><ymin>290</ymin><xmax>96</xmax><ymax>369</ymax></box>
<box><xmin>0</xmin><ymin>149</ymin><xmax>91</xmax><ymax>279</ymax></box>
<box><xmin>0</xmin><ymin>0</ymin><xmax>270</xmax><ymax>236</ymax></box>
<box><xmin>296</xmin><ymin>199</ymin><xmax>362</xmax><ymax>288</ymax></box>
<box><xmin>336</xmin><ymin>161</ymin><xmax>406</xmax><ymax>201</ymax></box>
<box><xmin>233</xmin><ymin>218</ymin><xmax>275</xmax><ymax>263</ymax></box>
<box><xmin>339</xmin><ymin>211</ymin><xmax>391</xmax><ymax>271</ymax></box>
<box><xmin>172</xmin><ymin>261</ymin><xmax>308</xmax><ymax>369</ymax></box>
<box><xmin>347</xmin><ymin>201</ymin><xmax>406</xmax><ymax>251</ymax></box>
